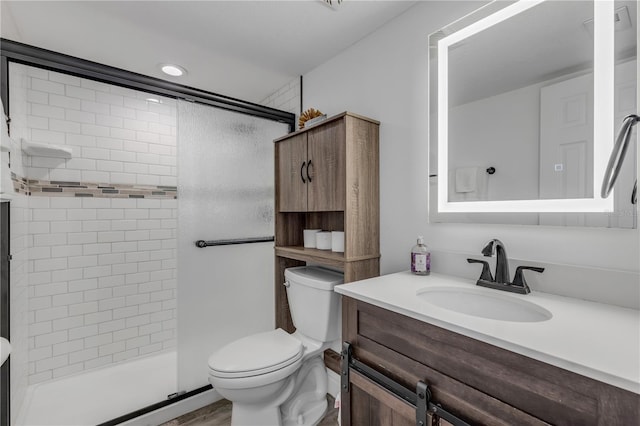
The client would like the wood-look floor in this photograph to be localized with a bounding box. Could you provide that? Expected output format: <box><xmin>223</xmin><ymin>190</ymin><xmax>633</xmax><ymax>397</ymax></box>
<box><xmin>161</xmin><ymin>395</ymin><xmax>339</xmax><ymax>426</ymax></box>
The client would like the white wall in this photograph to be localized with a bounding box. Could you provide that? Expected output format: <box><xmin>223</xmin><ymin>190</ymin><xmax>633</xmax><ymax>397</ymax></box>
<box><xmin>0</xmin><ymin>3</ymin><xmax>21</xmax><ymax>41</ymax></box>
<box><xmin>303</xmin><ymin>1</ymin><xmax>639</xmax><ymax>280</ymax></box>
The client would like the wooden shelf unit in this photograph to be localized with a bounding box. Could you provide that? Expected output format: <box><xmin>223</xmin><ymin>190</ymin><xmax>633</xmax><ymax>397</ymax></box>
<box><xmin>274</xmin><ymin>112</ymin><xmax>380</xmax><ymax>368</ymax></box>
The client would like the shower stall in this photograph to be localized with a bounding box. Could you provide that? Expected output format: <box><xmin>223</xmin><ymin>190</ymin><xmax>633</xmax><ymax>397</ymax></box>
<box><xmin>0</xmin><ymin>40</ymin><xmax>293</xmax><ymax>425</ymax></box>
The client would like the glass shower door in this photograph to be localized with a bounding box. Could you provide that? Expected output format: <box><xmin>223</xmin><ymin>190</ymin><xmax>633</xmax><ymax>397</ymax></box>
<box><xmin>176</xmin><ymin>100</ymin><xmax>289</xmax><ymax>392</ymax></box>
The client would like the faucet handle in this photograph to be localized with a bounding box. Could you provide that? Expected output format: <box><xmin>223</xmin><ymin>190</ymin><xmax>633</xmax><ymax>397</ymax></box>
<box><xmin>512</xmin><ymin>266</ymin><xmax>544</xmax><ymax>290</ymax></box>
<box><xmin>467</xmin><ymin>258</ymin><xmax>494</xmax><ymax>282</ymax></box>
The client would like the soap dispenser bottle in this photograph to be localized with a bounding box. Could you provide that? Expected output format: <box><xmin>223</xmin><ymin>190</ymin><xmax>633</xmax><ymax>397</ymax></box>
<box><xmin>411</xmin><ymin>236</ymin><xmax>430</xmax><ymax>275</ymax></box>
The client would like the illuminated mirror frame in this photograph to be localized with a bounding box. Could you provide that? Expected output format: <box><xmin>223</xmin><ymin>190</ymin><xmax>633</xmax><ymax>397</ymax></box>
<box><xmin>437</xmin><ymin>0</ymin><xmax>615</xmax><ymax>213</ymax></box>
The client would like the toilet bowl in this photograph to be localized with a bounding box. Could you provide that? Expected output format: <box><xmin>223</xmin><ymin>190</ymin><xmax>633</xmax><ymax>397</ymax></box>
<box><xmin>208</xmin><ymin>266</ymin><xmax>343</xmax><ymax>426</ymax></box>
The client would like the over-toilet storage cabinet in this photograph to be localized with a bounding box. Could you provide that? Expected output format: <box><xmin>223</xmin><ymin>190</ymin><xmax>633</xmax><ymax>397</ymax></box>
<box><xmin>341</xmin><ymin>298</ymin><xmax>640</xmax><ymax>426</ymax></box>
<box><xmin>274</xmin><ymin>112</ymin><xmax>380</xmax><ymax>372</ymax></box>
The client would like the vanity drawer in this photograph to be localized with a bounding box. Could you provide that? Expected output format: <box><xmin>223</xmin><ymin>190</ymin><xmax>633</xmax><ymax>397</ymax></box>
<box><xmin>343</xmin><ymin>297</ymin><xmax>640</xmax><ymax>425</ymax></box>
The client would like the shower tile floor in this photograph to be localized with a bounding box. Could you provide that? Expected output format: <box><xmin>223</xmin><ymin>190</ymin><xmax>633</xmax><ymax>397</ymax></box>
<box><xmin>18</xmin><ymin>351</ymin><xmax>177</xmax><ymax>426</ymax></box>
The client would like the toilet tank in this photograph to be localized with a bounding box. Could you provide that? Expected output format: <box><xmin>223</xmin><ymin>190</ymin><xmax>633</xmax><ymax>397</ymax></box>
<box><xmin>284</xmin><ymin>266</ymin><xmax>343</xmax><ymax>343</ymax></box>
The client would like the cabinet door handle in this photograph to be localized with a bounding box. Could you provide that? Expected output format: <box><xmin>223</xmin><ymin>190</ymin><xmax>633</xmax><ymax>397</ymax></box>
<box><xmin>300</xmin><ymin>161</ymin><xmax>306</xmax><ymax>183</ymax></box>
<box><xmin>306</xmin><ymin>160</ymin><xmax>313</xmax><ymax>183</ymax></box>
<box><xmin>512</xmin><ymin>265</ymin><xmax>544</xmax><ymax>290</ymax></box>
<box><xmin>467</xmin><ymin>258</ymin><xmax>493</xmax><ymax>282</ymax></box>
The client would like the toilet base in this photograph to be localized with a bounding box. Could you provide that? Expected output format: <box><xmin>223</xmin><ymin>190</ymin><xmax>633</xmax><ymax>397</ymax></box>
<box><xmin>282</xmin><ymin>398</ymin><xmax>327</xmax><ymax>426</ymax></box>
<box><xmin>228</xmin><ymin>374</ymin><xmax>295</xmax><ymax>426</ymax></box>
<box><xmin>227</xmin><ymin>356</ymin><xmax>329</xmax><ymax>426</ymax></box>
<box><xmin>231</xmin><ymin>403</ymin><xmax>283</xmax><ymax>426</ymax></box>
<box><xmin>281</xmin><ymin>356</ymin><xmax>328</xmax><ymax>426</ymax></box>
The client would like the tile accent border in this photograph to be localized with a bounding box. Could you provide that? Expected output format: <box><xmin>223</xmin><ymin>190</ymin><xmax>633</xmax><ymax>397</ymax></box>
<box><xmin>11</xmin><ymin>173</ymin><xmax>30</xmax><ymax>196</ymax></box>
<box><xmin>11</xmin><ymin>173</ymin><xmax>177</xmax><ymax>199</ymax></box>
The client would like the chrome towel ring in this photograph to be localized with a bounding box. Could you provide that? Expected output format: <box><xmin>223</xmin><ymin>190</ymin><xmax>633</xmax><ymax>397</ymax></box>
<box><xmin>601</xmin><ymin>114</ymin><xmax>639</xmax><ymax>204</ymax></box>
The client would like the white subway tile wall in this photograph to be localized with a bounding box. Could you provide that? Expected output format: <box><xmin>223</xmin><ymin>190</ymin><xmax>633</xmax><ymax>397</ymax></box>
<box><xmin>23</xmin><ymin>68</ymin><xmax>177</xmax><ymax>188</ymax></box>
<box><xmin>259</xmin><ymin>77</ymin><xmax>300</xmax><ymax>120</ymax></box>
<box><xmin>11</xmin><ymin>64</ymin><xmax>178</xmax><ymax>385</ymax></box>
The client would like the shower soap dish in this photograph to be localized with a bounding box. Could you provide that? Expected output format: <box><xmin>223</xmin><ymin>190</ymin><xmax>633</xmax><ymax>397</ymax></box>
<box><xmin>22</xmin><ymin>139</ymin><xmax>72</xmax><ymax>158</ymax></box>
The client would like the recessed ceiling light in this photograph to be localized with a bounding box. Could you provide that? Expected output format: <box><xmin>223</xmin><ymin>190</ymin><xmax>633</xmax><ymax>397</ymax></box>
<box><xmin>160</xmin><ymin>64</ymin><xmax>186</xmax><ymax>77</ymax></box>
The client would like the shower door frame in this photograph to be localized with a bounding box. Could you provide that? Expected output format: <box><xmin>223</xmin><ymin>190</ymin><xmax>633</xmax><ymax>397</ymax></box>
<box><xmin>0</xmin><ymin>39</ymin><xmax>295</xmax><ymax>124</ymax></box>
<box><xmin>1</xmin><ymin>202</ymin><xmax>10</xmax><ymax>426</ymax></box>
<box><xmin>0</xmin><ymin>37</ymin><xmax>295</xmax><ymax>425</ymax></box>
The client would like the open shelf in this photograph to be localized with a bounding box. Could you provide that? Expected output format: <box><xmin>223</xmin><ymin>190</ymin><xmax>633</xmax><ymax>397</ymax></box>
<box><xmin>276</xmin><ymin>246</ymin><xmax>380</xmax><ymax>267</ymax></box>
<box><xmin>275</xmin><ymin>246</ymin><xmax>345</xmax><ymax>269</ymax></box>
<box><xmin>276</xmin><ymin>246</ymin><xmax>344</xmax><ymax>259</ymax></box>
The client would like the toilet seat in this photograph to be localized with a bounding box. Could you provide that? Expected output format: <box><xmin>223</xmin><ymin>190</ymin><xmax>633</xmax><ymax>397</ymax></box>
<box><xmin>208</xmin><ymin>329</ymin><xmax>303</xmax><ymax>379</ymax></box>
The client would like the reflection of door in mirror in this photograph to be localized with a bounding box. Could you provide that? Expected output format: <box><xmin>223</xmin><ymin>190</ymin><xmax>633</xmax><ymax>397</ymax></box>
<box><xmin>539</xmin><ymin>73</ymin><xmax>594</xmax><ymax>226</ymax></box>
<box><xmin>540</xmin><ymin>73</ymin><xmax>593</xmax><ymax>203</ymax></box>
<box><xmin>540</xmin><ymin>60</ymin><xmax>636</xmax><ymax>227</ymax></box>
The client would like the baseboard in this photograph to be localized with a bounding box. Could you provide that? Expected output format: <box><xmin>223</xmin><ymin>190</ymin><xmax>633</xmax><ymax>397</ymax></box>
<box><xmin>327</xmin><ymin>368</ymin><xmax>340</xmax><ymax>400</ymax></box>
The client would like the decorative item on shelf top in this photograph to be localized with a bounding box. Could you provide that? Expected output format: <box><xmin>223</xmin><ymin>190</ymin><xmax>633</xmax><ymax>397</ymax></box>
<box><xmin>299</xmin><ymin>108</ymin><xmax>327</xmax><ymax>129</ymax></box>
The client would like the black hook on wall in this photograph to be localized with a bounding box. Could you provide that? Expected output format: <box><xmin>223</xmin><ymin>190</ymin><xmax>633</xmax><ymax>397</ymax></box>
<box><xmin>486</xmin><ymin>167</ymin><xmax>496</xmax><ymax>175</ymax></box>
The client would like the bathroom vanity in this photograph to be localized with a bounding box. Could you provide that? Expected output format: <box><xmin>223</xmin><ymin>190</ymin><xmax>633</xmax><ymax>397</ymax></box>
<box><xmin>335</xmin><ymin>272</ymin><xmax>640</xmax><ymax>425</ymax></box>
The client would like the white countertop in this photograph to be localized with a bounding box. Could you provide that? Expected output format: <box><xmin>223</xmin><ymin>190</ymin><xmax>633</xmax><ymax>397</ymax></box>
<box><xmin>334</xmin><ymin>271</ymin><xmax>640</xmax><ymax>394</ymax></box>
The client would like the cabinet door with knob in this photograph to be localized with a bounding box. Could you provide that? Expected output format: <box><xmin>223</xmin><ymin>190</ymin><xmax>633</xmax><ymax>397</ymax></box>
<box><xmin>276</xmin><ymin>133</ymin><xmax>308</xmax><ymax>212</ymax></box>
<box><xmin>275</xmin><ymin>116</ymin><xmax>347</xmax><ymax>213</ymax></box>
<box><xmin>307</xmin><ymin>119</ymin><xmax>346</xmax><ymax>212</ymax></box>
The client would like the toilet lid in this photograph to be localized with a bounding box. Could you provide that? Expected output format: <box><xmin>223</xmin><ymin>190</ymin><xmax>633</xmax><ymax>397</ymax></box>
<box><xmin>208</xmin><ymin>329</ymin><xmax>303</xmax><ymax>378</ymax></box>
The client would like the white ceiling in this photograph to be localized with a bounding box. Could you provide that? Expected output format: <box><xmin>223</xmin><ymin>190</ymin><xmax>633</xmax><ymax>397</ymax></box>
<box><xmin>1</xmin><ymin>0</ymin><xmax>418</xmax><ymax>104</ymax></box>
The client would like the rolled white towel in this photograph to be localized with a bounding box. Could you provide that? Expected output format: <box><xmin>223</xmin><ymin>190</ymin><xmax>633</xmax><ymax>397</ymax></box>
<box><xmin>455</xmin><ymin>167</ymin><xmax>477</xmax><ymax>193</ymax></box>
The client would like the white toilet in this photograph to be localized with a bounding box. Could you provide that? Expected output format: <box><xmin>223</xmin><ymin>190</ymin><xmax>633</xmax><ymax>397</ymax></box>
<box><xmin>208</xmin><ymin>266</ymin><xmax>343</xmax><ymax>426</ymax></box>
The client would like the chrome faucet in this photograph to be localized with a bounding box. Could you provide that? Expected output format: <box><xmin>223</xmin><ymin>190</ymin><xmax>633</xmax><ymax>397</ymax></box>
<box><xmin>467</xmin><ymin>239</ymin><xmax>544</xmax><ymax>295</ymax></box>
<box><xmin>481</xmin><ymin>239</ymin><xmax>510</xmax><ymax>284</ymax></box>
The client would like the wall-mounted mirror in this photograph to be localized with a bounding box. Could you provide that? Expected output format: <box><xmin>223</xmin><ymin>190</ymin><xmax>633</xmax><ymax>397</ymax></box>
<box><xmin>429</xmin><ymin>0</ymin><xmax>637</xmax><ymax>228</ymax></box>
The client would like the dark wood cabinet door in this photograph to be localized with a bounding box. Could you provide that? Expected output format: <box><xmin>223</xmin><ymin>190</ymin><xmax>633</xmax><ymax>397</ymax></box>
<box><xmin>346</xmin><ymin>370</ymin><xmax>416</xmax><ymax>426</ymax></box>
<box><xmin>307</xmin><ymin>119</ymin><xmax>346</xmax><ymax>212</ymax></box>
<box><xmin>276</xmin><ymin>133</ymin><xmax>307</xmax><ymax>212</ymax></box>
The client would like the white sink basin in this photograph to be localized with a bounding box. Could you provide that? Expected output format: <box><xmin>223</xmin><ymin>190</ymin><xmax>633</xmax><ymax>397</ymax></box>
<box><xmin>417</xmin><ymin>286</ymin><xmax>552</xmax><ymax>323</ymax></box>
